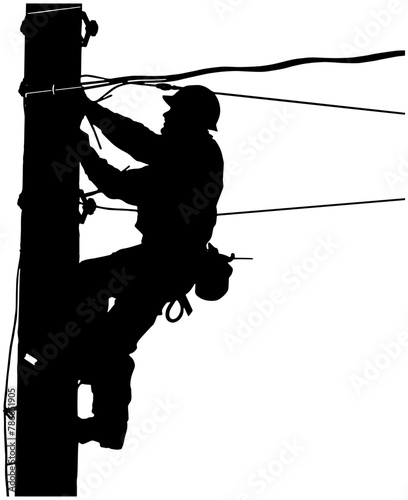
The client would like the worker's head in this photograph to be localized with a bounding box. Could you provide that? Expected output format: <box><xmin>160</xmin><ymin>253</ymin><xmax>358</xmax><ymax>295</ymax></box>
<box><xmin>161</xmin><ymin>85</ymin><xmax>220</xmax><ymax>134</ymax></box>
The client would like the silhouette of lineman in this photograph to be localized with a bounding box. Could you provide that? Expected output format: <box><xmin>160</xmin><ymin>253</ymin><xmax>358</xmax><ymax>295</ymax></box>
<box><xmin>76</xmin><ymin>86</ymin><xmax>224</xmax><ymax>449</ymax></box>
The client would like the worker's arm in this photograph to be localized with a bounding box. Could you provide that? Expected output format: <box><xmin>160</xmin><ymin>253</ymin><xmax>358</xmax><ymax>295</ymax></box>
<box><xmin>80</xmin><ymin>139</ymin><xmax>149</xmax><ymax>205</ymax></box>
<box><xmin>84</xmin><ymin>96</ymin><xmax>160</xmax><ymax>164</ymax></box>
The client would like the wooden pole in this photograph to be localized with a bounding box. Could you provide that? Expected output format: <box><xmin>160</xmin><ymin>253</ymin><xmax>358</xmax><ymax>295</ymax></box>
<box><xmin>15</xmin><ymin>4</ymin><xmax>84</xmax><ymax>495</ymax></box>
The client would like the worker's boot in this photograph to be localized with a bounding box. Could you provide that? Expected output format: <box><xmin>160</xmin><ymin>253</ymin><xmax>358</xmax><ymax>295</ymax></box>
<box><xmin>77</xmin><ymin>417</ymin><xmax>98</xmax><ymax>445</ymax></box>
<box><xmin>77</xmin><ymin>416</ymin><xmax>127</xmax><ymax>449</ymax></box>
<box><xmin>77</xmin><ymin>354</ymin><xmax>134</xmax><ymax>450</ymax></box>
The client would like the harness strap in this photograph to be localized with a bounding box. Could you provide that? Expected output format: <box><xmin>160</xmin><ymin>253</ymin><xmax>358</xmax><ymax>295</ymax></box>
<box><xmin>165</xmin><ymin>296</ymin><xmax>193</xmax><ymax>323</ymax></box>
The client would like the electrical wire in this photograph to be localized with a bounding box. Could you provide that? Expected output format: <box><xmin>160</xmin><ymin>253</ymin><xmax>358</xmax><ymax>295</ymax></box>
<box><xmin>217</xmin><ymin>197</ymin><xmax>406</xmax><ymax>216</ymax></box>
<box><xmin>78</xmin><ymin>50</ymin><xmax>405</xmax><ymax>90</ymax></box>
<box><xmin>79</xmin><ymin>201</ymin><xmax>138</xmax><ymax>213</ymax></box>
<box><xmin>96</xmin><ymin>83</ymin><xmax>130</xmax><ymax>103</ymax></box>
<box><xmin>79</xmin><ymin>197</ymin><xmax>405</xmax><ymax>216</ymax></box>
<box><xmin>99</xmin><ymin>80</ymin><xmax>405</xmax><ymax>116</ymax></box>
<box><xmin>81</xmin><ymin>74</ymin><xmax>108</xmax><ymax>81</ymax></box>
<box><xmin>3</xmin><ymin>258</ymin><xmax>21</xmax><ymax>497</ymax></box>
<box><xmin>22</xmin><ymin>50</ymin><xmax>405</xmax><ymax>117</ymax></box>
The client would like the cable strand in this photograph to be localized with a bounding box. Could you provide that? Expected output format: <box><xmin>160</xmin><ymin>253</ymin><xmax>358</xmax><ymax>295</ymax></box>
<box><xmin>3</xmin><ymin>259</ymin><xmax>21</xmax><ymax>497</ymax></box>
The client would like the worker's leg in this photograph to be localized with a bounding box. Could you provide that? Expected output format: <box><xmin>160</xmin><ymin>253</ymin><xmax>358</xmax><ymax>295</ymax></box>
<box><xmin>77</xmin><ymin>244</ymin><xmax>144</xmax><ymax>301</ymax></box>
<box><xmin>80</xmin><ymin>353</ymin><xmax>135</xmax><ymax>449</ymax></box>
<box><xmin>76</xmin><ymin>244</ymin><xmax>146</xmax><ymax>382</ymax></box>
<box><xmin>77</xmin><ymin>246</ymin><xmax>193</xmax><ymax>448</ymax></box>
<box><xmin>78</xmin><ymin>281</ymin><xmax>167</xmax><ymax>449</ymax></box>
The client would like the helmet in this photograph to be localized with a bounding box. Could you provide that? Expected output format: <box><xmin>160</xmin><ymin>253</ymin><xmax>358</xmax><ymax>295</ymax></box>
<box><xmin>163</xmin><ymin>85</ymin><xmax>220</xmax><ymax>131</ymax></box>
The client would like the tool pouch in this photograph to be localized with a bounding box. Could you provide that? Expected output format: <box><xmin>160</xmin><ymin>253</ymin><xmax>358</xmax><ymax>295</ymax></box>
<box><xmin>195</xmin><ymin>243</ymin><xmax>234</xmax><ymax>301</ymax></box>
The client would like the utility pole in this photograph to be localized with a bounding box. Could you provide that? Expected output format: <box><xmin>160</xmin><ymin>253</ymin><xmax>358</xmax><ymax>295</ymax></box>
<box><xmin>15</xmin><ymin>4</ymin><xmax>96</xmax><ymax>495</ymax></box>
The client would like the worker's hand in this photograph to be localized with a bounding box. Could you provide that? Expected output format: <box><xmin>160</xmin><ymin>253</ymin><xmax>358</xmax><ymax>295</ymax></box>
<box><xmin>70</xmin><ymin>88</ymin><xmax>91</xmax><ymax>127</ymax></box>
<box><xmin>75</xmin><ymin>88</ymin><xmax>93</xmax><ymax>112</ymax></box>
<box><xmin>76</xmin><ymin>129</ymin><xmax>91</xmax><ymax>149</ymax></box>
<box><xmin>78</xmin><ymin>129</ymin><xmax>89</xmax><ymax>140</ymax></box>
<box><xmin>75</xmin><ymin>129</ymin><xmax>99</xmax><ymax>171</ymax></box>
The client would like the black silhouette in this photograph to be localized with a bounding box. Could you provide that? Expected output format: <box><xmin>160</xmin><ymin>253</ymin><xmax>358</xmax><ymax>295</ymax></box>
<box><xmin>14</xmin><ymin>5</ymin><xmax>87</xmax><ymax>495</ymax></box>
<box><xmin>8</xmin><ymin>4</ymin><xmax>406</xmax><ymax>496</ymax></box>
<box><xmin>75</xmin><ymin>85</ymin><xmax>224</xmax><ymax>449</ymax></box>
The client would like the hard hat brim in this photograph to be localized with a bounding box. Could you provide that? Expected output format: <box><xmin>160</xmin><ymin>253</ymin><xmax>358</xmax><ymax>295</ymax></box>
<box><xmin>163</xmin><ymin>95</ymin><xmax>173</xmax><ymax>106</ymax></box>
<box><xmin>162</xmin><ymin>94</ymin><xmax>218</xmax><ymax>131</ymax></box>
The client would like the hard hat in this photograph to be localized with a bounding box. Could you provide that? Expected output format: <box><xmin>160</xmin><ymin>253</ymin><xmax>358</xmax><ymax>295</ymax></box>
<box><xmin>163</xmin><ymin>85</ymin><xmax>220</xmax><ymax>131</ymax></box>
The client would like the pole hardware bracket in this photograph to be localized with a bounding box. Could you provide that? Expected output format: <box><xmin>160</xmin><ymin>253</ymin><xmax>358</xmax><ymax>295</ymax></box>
<box><xmin>82</xmin><ymin>11</ymin><xmax>98</xmax><ymax>47</ymax></box>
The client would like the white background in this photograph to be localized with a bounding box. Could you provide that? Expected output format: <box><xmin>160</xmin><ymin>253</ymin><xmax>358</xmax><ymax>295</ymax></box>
<box><xmin>1</xmin><ymin>1</ymin><xmax>408</xmax><ymax>499</ymax></box>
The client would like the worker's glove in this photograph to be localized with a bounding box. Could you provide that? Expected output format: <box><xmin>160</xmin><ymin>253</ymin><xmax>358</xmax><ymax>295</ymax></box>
<box><xmin>77</xmin><ymin>89</ymin><xmax>103</xmax><ymax>126</ymax></box>
<box><xmin>67</xmin><ymin>88</ymin><xmax>91</xmax><ymax>128</ymax></box>
<box><xmin>77</xmin><ymin>129</ymin><xmax>90</xmax><ymax>143</ymax></box>
<box><xmin>73</xmin><ymin>129</ymin><xmax>96</xmax><ymax>168</ymax></box>
<box><xmin>75</xmin><ymin>129</ymin><xmax>91</xmax><ymax>151</ymax></box>
<box><xmin>75</xmin><ymin>130</ymin><xmax>105</xmax><ymax>174</ymax></box>
<box><xmin>73</xmin><ymin>88</ymin><xmax>93</xmax><ymax>114</ymax></box>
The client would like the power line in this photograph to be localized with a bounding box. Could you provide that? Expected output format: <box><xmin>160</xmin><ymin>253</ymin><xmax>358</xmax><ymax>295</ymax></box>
<box><xmin>217</xmin><ymin>198</ymin><xmax>405</xmax><ymax>217</ymax></box>
<box><xmin>86</xmin><ymin>197</ymin><xmax>405</xmax><ymax>216</ymax></box>
<box><xmin>210</xmin><ymin>90</ymin><xmax>404</xmax><ymax>115</ymax></box>
<box><xmin>23</xmin><ymin>50</ymin><xmax>405</xmax><ymax>117</ymax></box>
